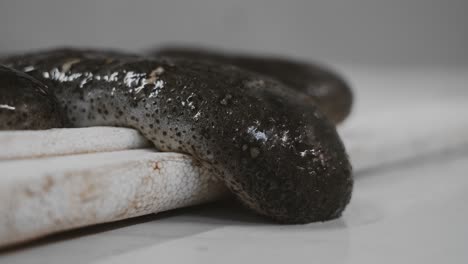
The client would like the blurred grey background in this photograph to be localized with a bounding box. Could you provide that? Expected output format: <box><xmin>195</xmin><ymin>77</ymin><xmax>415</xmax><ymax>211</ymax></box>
<box><xmin>0</xmin><ymin>0</ymin><xmax>466</xmax><ymax>66</ymax></box>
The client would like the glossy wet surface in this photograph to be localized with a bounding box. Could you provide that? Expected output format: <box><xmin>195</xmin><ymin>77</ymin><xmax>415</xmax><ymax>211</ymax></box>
<box><xmin>1</xmin><ymin>49</ymin><xmax>353</xmax><ymax>223</ymax></box>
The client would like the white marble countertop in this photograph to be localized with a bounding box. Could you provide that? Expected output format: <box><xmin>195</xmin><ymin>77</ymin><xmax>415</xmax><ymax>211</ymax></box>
<box><xmin>1</xmin><ymin>66</ymin><xmax>467</xmax><ymax>264</ymax></box>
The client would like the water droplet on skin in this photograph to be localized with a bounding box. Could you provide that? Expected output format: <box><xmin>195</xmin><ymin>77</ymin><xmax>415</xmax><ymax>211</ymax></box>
<box><xmin>23</xmin><ymin>66</ymin><xmax>35</xmax><ymax>72</ymax></box>
<box><xmin>193</xmin><ymin>111</ymin><xmax>202</xmax><ymax>120</ymax></box>
<box><xmin>247</xmin><ymin>126</ymin><xmax>268</xmax><ymax>142</ymax></box>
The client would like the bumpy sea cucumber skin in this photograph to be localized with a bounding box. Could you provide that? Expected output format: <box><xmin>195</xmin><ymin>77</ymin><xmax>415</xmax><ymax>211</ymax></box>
<box><xmin>0</xmin><ymin>65</ymin><xmax>66</xmax><ymax>130</ymax></box>
<box><xmin>1</xmin><ymin>48</ymin><xmax>352</xmax><ymax>223</ymax></box>
<box><xmin>154</xmin><ymin>46</ymin><xmax>353</xmax><ymax>124</ymax></box>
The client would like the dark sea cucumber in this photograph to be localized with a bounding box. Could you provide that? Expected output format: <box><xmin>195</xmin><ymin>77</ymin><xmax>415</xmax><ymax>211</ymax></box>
<box><xmin>0</xmin><ymin>48</ymin><xmax>352</xmax><ymax>223</ymax></box>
